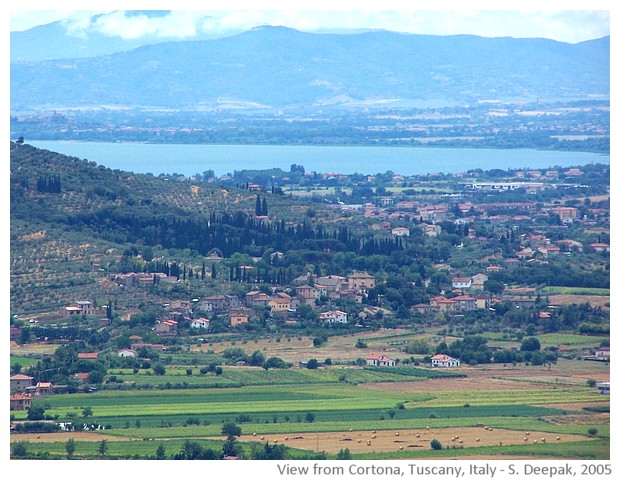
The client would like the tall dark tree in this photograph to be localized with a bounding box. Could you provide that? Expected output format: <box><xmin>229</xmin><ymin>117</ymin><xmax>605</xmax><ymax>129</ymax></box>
<box><xmin>261</xmin><ymin>197</ymin><xmax>268</xmax><ymax>216</ymax></box>
<box><xmin>255</xmin><ymin>195</ymin><xmax>262</xmax><ymax>216</ymax></box>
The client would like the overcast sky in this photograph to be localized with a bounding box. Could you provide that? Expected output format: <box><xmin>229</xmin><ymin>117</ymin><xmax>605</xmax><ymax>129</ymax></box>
<box><xmin>8</xmin><ymin>1</ymin><xmax>612</xmax><ymax>44</ymax></box>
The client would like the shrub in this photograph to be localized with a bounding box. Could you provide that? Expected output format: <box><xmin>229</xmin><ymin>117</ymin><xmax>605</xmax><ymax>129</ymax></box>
<box><xmin>430</xmin><ymin>439</ymin><xmax>442</xmax><ymax>450</ymax></box>
<box><xmin>337</xmin><ymin>448</ymin><xmax>352</xmax><ymax>460</ymax></box>
<box><xmin>11</xmin><ymin>441</ymin><xmax>29</xmax><ymax>458</ymax></box>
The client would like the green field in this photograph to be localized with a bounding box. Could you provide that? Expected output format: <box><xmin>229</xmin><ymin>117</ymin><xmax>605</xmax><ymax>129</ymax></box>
<box><xmin>11</xmin><ymin>361</ymin><xmax>610</xmax><ymax>460</ymax></box>
<box><xmin>10</xmin><ymin>355</ymin><xmax>39</xmax><ymax>369</ymax></box>
<box><xmin>540</xmin><ymin>286</ymin><xmax>610</xmax><ymax>295</ymax></box>
<box><xmin>536</xmin><ymin>333</ymin><xmax>609</xmax><ymax>346</ymax></box>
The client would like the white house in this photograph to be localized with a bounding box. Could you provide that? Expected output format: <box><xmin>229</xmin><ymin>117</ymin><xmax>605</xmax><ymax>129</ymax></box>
<box><xmin>319</xmin><ymin>310</ymin><xmax>348</xmax><ymax>324</ymax></box>
<box><xmin>431</xmin><ymin>354</ymin><xmax>460</xmax><ymax>367</ymax></box>
<box><xmin>594</xmin><ymin>346</ymin><xmax>610</xmax><ymax>360</ymax></box>
<box><xmin>366</xmin><ymin>352</ymin><xmax>396</xmax><ymax>367</ymax></box>
<box><xmin>117</xmin><ymin>349</ymin><xmax>136</xmax><ymax>358</ymax></box>
<box><xmin>451</xmin><ymin>277</ymin><xmax>472</xmax><ymax>289</ymax></box>
<box><xmin>596</xmin><ymin>382</ymin><xmax>610</xmax><ymax>394</ymax></box>
<box><xmin>391</xmin><ymin>227</ymin><xmax>410</xmax><ymax>237</ymax></box>
<box><xmin>191</xmin><ymin>317</ymin><xmax>211</xmax><ymax>330</ymax></box>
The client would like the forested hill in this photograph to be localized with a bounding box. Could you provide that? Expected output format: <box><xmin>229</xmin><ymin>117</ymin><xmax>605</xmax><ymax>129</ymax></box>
<box><xmin>10</xmin><ymin>142</ymin><xmax>400</xmax><ymax>261</ymax></box>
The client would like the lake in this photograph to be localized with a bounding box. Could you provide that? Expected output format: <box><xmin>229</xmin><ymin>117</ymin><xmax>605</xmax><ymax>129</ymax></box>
<box><xmin>28</xmin><ymin>141</ymin><xmax>610</xmax><ymax>177</ymax></box>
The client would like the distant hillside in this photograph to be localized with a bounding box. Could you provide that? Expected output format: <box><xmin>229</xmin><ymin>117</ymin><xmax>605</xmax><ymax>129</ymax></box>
<box><xmin>9</xmin><ymin>141</ymin><xmax>407</xmax><ymax>316</ymax></box>
<box><xmin>10</xmin><ymin>26</ymin><xmax>609</xmax><ymax>111</ymax></box>
<box><xmin>8</xmin><ymin>143</ymin><xmax>260</xmax><ymax>312</ymax></box>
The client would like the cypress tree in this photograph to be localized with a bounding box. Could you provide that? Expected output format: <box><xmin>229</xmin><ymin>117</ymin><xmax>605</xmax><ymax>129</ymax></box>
<box><xmin>255</xmin><ymin>195</ymin><xmax>261</xmax><ymax>216</ymax></box>
<box><xmin>261</xmin><ymin>197</ymin><xmax>268</xmax><ymax>216</ymax></box>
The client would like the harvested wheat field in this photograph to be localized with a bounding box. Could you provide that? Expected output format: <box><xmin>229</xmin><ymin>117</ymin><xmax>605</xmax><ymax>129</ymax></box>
<box><xmin>237</xmin><ymin>426</ymin><xmax>591</xmax><ymax>455</ymax></box>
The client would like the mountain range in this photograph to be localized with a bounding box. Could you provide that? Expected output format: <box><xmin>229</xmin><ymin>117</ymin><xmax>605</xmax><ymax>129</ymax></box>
<box><xmin>10</xmin><ymin>26</ymin><xmax>609</xmax><ymax>111</ymax></box>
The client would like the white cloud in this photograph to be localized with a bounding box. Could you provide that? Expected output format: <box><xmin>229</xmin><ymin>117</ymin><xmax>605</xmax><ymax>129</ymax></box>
<box><xmin>9</xmin><ymin>8</ymin><xmax>611</xmax><ymax>43</ymax></box>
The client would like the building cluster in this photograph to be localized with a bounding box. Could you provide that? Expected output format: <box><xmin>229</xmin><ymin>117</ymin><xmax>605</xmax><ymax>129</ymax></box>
<box><xmin>51</xmin><ymin>272</ymin><xmax>378</xmax><ymax>340</ymax></box>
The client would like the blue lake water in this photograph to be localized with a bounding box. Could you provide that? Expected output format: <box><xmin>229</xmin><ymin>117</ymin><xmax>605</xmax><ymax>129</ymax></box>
<box><xmin>29</xmin><ymin>141</ymin><xmax>610</xmax><ymax>177</ymax></box>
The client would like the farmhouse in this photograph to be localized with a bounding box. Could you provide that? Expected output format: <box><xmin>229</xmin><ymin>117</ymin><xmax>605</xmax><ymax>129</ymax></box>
<box><xmin>391</xmin><ymin>227</ymin><xmax>410</xmax><ymax>237</ymax></box>
<box><xmin>200</xmin><ymin>294</ymin><xmax>231</xmax><ymax>312</ymax></box>
<box><xmin>34</xmin><ymin>382</ymin><xmax>53</xmax><ymax>397</ymax></box>
<box><xmin>190</xmin><ymin>317</ymin><xmax>210</xmax><ymax>330</ymax></box>
<box><xmin>230</xmin><ymin>310</ymin><xmax>250</xmax><ymax>327</ymax></box>
<box><xmin>10</xmin><ymin>393</ymin><xmax>32</xmax><ymax>411</ymax></box>
<box><xmin>366</xmin><ymin>353</ymin><xmax>396</xmax><ymax>367</ymax></box>
<box><xmin>347</xmin><ymin>272</ymin><xmax>376</xmax><ymax>291</ymax></box>
<box><xmin>451</xmin><ymin>295</ymin><xmax>478</xmax><ymax>312</ymax></box>
<box><xmin>594</xmin><ymin>346</ymin><xmax>610</xmax><ymax>360</ymax></box>
<box><xmin>431</xmin><ymin>354</ymin><xmax>461</xmax><ymax>367</ymax></box>
<box><xmin>60</xmin><ymin>300</ymin><xmax>101</xmax><ymax>317</ymax></box>
<box><xmin>154</xmin><ymin>319</ymin><xmax>178</xmax><ymax>336</ymax></box>
<box><xmin>470</xmin><ymin>273</ymin><xmax>488</xmax><ymax>289</ymax></box>
<box><xmin>430</xmin><ymin>296</ymin><xmax>458</xmax><ymax>313</ymax></box>
<box><xmin>421</xmin><ymin>223</ymin><xmax>442</xmax><ymax>237</ymax></box>
<box><xmin>319</xmin><ymin>310</ymin><xmax>348</xmax><ymax>324</ymax></box>
<box><xmin>27</xmin><ymin>381</ymin><xmax>53</xmax><ymax>396</ymax></box>
<box><xmin>72</xmin><ymin>373</ymin><xmax>90</xmax><ymax>384</ymax></box>
<box><xmin>414</xmin><ymin>303</ymin><xmax>438</xmax><ymax>315</ymax></box>
<box><xmin>589</xmin><ymin>243</ymin><xmax>610</xmax><ymax>253</ymax></box>
<box><xmin>316</xmin><ymin>275</ymin><xmax>346</xmax><ymax>292</ymax></box>
<box><xmin>117</xmin><ymin>349</ymin><xmax>137</xmax><ymax>357</ymax></box>
<box><xmin>10</xmin><ymin>374</ymin><xmax>34</xmax><ymax>393</ymax></box>
<box><xmin>596</xmin><ymin>382</ymin><xmax>610</xmax><ymax>394</ymax></box>
<box><xmin>451</xmin><ymin>277</ymin><xmax>472</xmax><ymax>289</ymax></box>
<box><xmin>269</xmin><ymin>297</ymin><xmax>291</xmax><ymax>312</ymax></box>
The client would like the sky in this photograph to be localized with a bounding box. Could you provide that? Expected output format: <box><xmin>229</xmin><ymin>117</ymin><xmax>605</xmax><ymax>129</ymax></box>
<box><xmin>7</xmin><ymin>0</ymin><xmax>613</xmax><ymax>44</ymax></box>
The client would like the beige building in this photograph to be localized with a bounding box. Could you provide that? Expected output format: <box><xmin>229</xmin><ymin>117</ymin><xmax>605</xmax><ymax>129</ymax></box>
<box><xmin>347</xmin><ymin>272</ymin><xmax>376</xmax><ymax>291</ymax></box>
<box><xmin>230</xmin><ymin>310</ymin><xmax>250</xmax><ymax>327</ymax></box>
<box><xmin>10</xmin><ymin>374</ymin><xmax>34</xmax><ymax>393</ymax></box>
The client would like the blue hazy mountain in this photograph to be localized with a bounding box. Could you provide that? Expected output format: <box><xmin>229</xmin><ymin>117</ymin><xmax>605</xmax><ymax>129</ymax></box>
<box><xmin>10</xmin><ymin>26</ymin><xmax>609</xmax><ymax>110</ymax></box>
